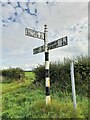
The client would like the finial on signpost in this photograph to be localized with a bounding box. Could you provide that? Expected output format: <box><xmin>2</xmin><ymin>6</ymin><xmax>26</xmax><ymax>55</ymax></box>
<box><xmin>44</xmin><ymin>24</ymin><xmax>47</xmax><ymax>27</ymax></box>
<box><xmin>44</xmin><ymin>25</ymin><xmax>48</xmax><ymax>33</ymax></box>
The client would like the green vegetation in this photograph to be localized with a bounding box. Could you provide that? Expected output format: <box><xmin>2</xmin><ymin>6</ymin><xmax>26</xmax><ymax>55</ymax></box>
<box><xmin>1</xmin><ymin>56</ymin><xmax>89</xmax><ymax>119</ymax></box>
<box><xmin>1</xmin><ymin>82</ymin><xmax>88</xmax><ymax>119</ymax></box>
<box><xmin>1</xmin><ymin>68</ymin><xmax>25</xmax><ymax>83</ymax></box>
<box><xmin>25</xmin><ymin>71</ymin><xmax>35</xmax><ymax>82</ymax></box>
<box><xmin>33</xmin><ymin>56</ymin><xmax>89</xmax><ymax>96</ymax></box>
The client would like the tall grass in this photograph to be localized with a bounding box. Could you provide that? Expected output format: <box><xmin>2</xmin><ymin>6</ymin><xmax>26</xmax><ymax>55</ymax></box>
<box><xmin>1</xmin><ymin>56</ymin><xmax>89</xmax><ymax>119</ymax></box>
<box><xmin>2</xmin><ymin>88</ymin><xmax>88</xmax><ymax>119</ymax></box>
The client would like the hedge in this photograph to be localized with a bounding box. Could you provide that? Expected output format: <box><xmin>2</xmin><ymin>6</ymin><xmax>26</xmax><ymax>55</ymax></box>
<box><xmin>33</xmin><ymin>56</ymin><xmax>89</xmax><ymax>96</ymax></box>
<box><xmin>1</xmin><ymin>68</ymin><xmax>25</xmax><ymax>83</ymax></box>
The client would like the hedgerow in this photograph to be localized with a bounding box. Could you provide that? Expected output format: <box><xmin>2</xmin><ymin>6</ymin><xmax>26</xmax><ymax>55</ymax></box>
<box><xmin>33</xmin><ymin>56</ymin><xmax>89</xmax><ymax>96</ymax></box>
<box><xmin>1</xmin><ymin>68</ymin><xmax>25</xmax><ymax>83</ymax></box>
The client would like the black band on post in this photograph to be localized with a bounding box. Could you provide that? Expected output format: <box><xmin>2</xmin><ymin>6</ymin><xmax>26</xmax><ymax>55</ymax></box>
<box><xmin>45</xmin><ymin>52</ymin><xmax>49</xmax><ymax>61</ymax></box>
<box><xmin>46</xmin><ymin>87</ymin><xmax>50</xmax><ymax>96</ymax></box>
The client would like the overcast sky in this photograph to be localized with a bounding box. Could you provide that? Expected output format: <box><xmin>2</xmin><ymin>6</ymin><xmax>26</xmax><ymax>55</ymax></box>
<box><xmin>1</xmin><ymin>1</ymin><xmax>88</xmax><ymax>70</ymax></box>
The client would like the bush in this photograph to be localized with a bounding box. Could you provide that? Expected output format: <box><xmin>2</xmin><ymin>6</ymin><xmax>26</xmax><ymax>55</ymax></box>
<box><xmin>2</xmin><ymin>68</ymin><xmax>25</xmax><ymax>83</ymax></box>
<box><xmin>33</xmin><ymin>56</ymin><xmax>89</xmax><ymax>96</ymax></box>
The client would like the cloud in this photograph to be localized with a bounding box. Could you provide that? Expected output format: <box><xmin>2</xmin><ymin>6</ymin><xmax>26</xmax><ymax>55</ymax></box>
<box><xmin>1</xmin><ymin>2</ymin><xmax>88</xmax><ymax>70</ymax></box>
<box><xmin>1</xmin><ymin>0</ymin><xmax>89</xmax><ymax>2</ymax></box>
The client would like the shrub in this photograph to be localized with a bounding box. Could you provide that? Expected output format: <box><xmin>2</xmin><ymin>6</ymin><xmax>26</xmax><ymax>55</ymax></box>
<box><xmin>2</xmin><ymin>68</ymin><xmax>25</xmax><ymax>83</ymax></box>
<box><xmin>33</xmin><ymin>56</ymin><xmax>89</xmax><ymax>96</ymax></box>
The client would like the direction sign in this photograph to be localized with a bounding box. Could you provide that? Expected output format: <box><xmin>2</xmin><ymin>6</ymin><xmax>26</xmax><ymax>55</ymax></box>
<box><xmin>33</xmin><ymin>36</ymin><xmax>68</xmax><ymax>54</ymax></box>
<box><xmin>25</xmin><ymin>28</ymin><xmax>44</xmax><ymax>40</ymax></box>
<box><xmin>48</xmin><ymin>36</ymin><xmax>68</xmax><ymax>50</ymax></box>
<box><xmin>33</xmin><ymin>45</ymin><xmax>45</xmax><ymax>54</ymax></box>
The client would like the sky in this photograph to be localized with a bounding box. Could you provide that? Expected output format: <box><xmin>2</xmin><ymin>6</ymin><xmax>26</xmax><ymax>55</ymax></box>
<box><xmin>0</xmin><ymin>1</ymin><xmax>88</xmax><ymax>70</ymax></box>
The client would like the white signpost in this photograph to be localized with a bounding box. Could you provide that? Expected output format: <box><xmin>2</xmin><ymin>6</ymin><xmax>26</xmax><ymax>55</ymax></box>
<box><xmin>25</xmin><ymin>25</ymin><xmax>68</xmax><ymax>105</ymax></box>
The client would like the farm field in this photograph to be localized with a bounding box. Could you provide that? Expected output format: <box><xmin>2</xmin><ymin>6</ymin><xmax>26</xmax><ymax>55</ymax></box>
<box><xmin>1</xmin><ymin>71</ymin><xmax>89</xmax><ymax>119</ymax></box>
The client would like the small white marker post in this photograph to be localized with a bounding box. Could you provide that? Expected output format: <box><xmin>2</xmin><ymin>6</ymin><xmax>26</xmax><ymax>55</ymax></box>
<box><xmin>70</xmin><ymin>60</ymin><xmax>77</xmax><ymax>110</ymax></box>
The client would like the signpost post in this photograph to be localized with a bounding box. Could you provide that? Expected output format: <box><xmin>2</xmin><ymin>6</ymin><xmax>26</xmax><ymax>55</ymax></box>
<box><xmin>25</xmin><ymin>25</ymin><xmax>68</xmax><ymax>105</ymax></box>
<box><xmin>44</xmin><ymin>25</ymin><xmax>51</xmax><ymax>105</ymax></box>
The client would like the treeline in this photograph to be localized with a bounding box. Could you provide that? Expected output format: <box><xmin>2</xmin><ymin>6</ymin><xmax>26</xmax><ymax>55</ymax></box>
<box><xmin>33</xmin><ymin>56</ymin><xmax>89</xmax><ymax>96</ymax></box>
<box><xmin>1</xmin><ymin>68</ymin><xmax>25</xmax><ymax>83</ymax></box>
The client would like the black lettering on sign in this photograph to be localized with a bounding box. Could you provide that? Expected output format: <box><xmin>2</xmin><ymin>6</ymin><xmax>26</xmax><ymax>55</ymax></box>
<box><xmin>62</xmin><ymin>37</ymin><xmax>67</xmax><ymax>45</ymax></box>
<box><xmin>25</xmin><ymin>28</ymin><xmax>28</xmax><ymax>35</ymax></box>
<box><xmin>58</xmin><ymin>38</ymin><xmax>62</xmax><ymax>46</ymax></box>
<box><xmin>29</xmin><ymin>29</ymin><xmax>33</xmax><ymax>36</ymax></box>
<box><xmin>48</xmin><ymin>40</ymin><xmax>58</xmax><ymax>50</ymax></box>
<box><xmin>34</xmin><ymin>31</ymin><xmax>38</xmax><ymax>38</ymax></box>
